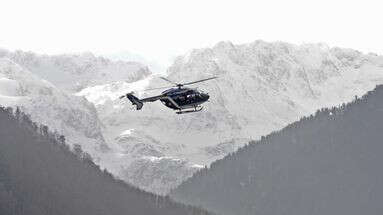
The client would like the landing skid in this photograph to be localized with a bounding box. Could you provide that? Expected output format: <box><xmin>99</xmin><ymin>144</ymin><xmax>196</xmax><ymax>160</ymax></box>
<box><xmin>176</xmin><ymin>106</ymin><xmax>203</xmax><ymax>114</ymax></box>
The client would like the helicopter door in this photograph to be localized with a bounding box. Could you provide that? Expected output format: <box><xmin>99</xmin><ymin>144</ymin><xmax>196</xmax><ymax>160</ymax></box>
<box><xmin>186</xmin><ymin>93</ymin><xmax>196</xmax><ymax>103</ymax></box>
<box><xmin>184</xmin><ymin>90</ymin><xmax>199</xmax><ymax>105</ymax></box>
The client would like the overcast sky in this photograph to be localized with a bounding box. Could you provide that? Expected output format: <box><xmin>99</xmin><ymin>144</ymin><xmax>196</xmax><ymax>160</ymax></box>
<box><xmin>0</xmin><ymin>0</ymin><xmax>382</xmax><ymax>67</ymax></box>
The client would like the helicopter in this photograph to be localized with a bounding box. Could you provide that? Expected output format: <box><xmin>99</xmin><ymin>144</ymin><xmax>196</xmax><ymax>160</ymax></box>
<box><xmin>119</xmin><ymin>76</ymin><xmax>217</xmax><ymax>114</ymax></box>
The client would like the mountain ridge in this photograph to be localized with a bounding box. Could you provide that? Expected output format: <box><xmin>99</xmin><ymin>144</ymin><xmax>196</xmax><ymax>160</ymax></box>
<box><xmin>0</xmin><ymin>49</ymin><xmax>151</xmax><ymax>92</ymax></box>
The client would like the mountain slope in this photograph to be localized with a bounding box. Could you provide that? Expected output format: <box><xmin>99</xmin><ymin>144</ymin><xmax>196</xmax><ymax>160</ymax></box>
<box><xmin>0</xmin><ymin>57</ymin><xmax>107</xmax><ymax>155</ymax></box>
<box><xmin>78</xmin><ymin>41</ymin><xmax>383</xmax><ymax>194</ymax></box>
<box><xmin>0</xmin><ymin>107</ymin><xmax>212</xmax><ymax>215</ymax></box>
<box><xmin>170</xmin><ymin>85</ymin><xmax>383</xmax><ymax>215</ymax></box>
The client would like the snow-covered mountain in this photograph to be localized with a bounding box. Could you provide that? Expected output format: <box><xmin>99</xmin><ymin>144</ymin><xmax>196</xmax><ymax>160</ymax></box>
<box><xmin>165</xmin><ymin>41</ymin><xmax>383</xmax><ymax>140</ymax></box>
<box><xmin>2</xmin><ymin>41</ymin><xmax>383</xmax><ymax>195</ymax></box>
<box><xmin>0</xmin><ymin>49</ymin><xmax>151</xmax><ymax>92</ymax></box>
<box><xmin>0</xmin><ymin>57</ymin><xmax>107</xmax><ymax>155</ymax></box>
<box><xmin>77</xmin><ymin>41</ymin><xmax>383</xmax><ymax>194</ymax></box>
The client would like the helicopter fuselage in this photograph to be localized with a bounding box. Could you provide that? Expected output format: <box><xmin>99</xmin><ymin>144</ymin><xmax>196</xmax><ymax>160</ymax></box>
<box><xmin>121</xmin><ymin>76</ymin><xmax>216</xmax><ymax>114</ymax></box>
<box><xmin>160</xmin><ymin>87</ymin><xmax>210</xmax><ymax>110</ymax></box>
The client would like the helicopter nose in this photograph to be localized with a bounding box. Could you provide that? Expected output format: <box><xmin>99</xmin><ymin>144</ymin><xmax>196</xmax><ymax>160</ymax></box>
<box><xmin>203</xmin><ymin>93</ymin><xmax>210</xmax><ymax>101</ymax></box>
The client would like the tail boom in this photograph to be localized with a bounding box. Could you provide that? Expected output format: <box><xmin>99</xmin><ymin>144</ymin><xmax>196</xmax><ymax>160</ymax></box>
<box><xmin>125</xmin><ymin>93</ymin><xmax>143</xmax><ymax>110</ymax></box>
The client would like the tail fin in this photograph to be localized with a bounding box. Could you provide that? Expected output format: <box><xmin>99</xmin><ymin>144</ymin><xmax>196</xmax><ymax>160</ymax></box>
<box><xmin>125</xmin><ymin>93</ymin><xmax>143</xmax><ymax>110</ymax></box>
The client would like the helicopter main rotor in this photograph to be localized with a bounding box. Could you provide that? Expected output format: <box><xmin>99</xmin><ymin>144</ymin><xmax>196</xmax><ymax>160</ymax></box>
<box><xmin>144</xmin><ymin>76</ymin><xmax>218</xmax><ymax>91</ymax></box>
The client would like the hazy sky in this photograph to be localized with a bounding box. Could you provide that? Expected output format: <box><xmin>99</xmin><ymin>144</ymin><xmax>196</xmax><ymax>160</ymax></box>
<box><xmin>0</xmin><ymin>0</ymin><xmax>382</xmax><ymax>66</ymax></box>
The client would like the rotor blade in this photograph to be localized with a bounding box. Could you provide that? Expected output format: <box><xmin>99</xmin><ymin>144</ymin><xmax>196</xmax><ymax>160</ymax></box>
<box><xmin>143</xmin><ymin>85</ymin><xmax>174</xmax><ymax>91</ymax></box>
<box><xmin>182</xmin><ymin>76</ymin><xmax>218</xmax><ymax>86</ymax></box>
<box><xmin>160</xmin><ymin>77</ymin><xmax>178</xmax><ymax>85</ymax></box>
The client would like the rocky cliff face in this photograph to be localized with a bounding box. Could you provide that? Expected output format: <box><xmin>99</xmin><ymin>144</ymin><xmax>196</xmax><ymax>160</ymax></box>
<box><xmin>166</xmin><ymin>41</ymin><xmax>383</xmax><ymax>140</ymax></box>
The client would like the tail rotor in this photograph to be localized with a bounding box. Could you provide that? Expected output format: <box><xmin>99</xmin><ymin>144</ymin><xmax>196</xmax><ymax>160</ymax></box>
<box><xmin>119</xmin><ymin>92</ymin><xmax>143</xmax><ymax>110</ymax></box>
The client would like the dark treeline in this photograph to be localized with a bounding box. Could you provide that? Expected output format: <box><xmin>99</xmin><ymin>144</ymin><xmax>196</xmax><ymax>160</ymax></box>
<box><xmin>0</xmin><ymin>107</ymin><xmax>212</xmax><ymax>215</ymax></box>
<box><xmin>171</xmin><ymin>85</ymin><xmax>383</xmax><ymax>215</ymax></box>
